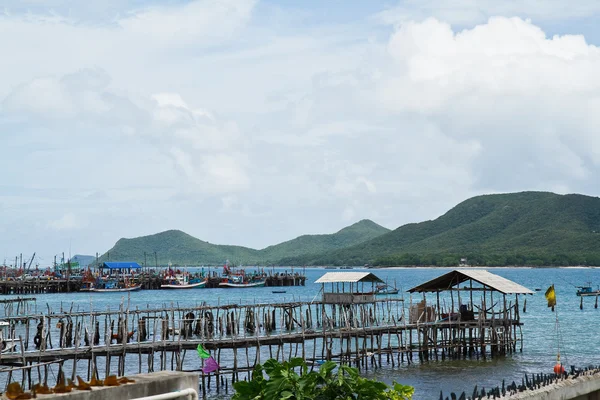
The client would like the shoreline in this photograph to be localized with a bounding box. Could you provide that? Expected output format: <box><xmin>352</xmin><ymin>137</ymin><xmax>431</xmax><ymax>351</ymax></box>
<box><xmin>307</xmin><ymin>265</ymin><xmax>598</xmax><ymax>269</ymax></box>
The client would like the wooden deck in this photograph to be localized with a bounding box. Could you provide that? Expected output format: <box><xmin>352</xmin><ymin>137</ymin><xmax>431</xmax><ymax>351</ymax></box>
<box><xmin>0</xmin><ymin>295</ymin><xmax>523</xmax><ymax>396</ymax></box>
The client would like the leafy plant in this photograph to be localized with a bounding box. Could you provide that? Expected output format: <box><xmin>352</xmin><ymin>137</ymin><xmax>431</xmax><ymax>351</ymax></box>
<box><xmin>232</xmin><ymin>358</ymin><xmax>413</xmax><ymax>400</ymax></box>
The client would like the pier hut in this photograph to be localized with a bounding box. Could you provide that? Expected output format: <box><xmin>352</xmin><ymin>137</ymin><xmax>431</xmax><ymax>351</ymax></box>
<box><xmin>408</xmin><ymin>269</ymin><xmax>533</xmax><ymax>358</ymax></box>
<box><xmin>408</xmin><ymin>269</ymin><xmax>533</xmax><ymax>314</ymax></box>
<box><xmin>316</xmin><ymin>272</ymin><xmax>383</xmax><ymax>304</ymax></box>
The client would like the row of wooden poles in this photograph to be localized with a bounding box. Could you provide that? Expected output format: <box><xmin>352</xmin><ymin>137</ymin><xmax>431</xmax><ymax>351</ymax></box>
<box><xmin>0</xmin><ymin>296</ymin><xmax>524</xmax><ymax>397</ymax></box>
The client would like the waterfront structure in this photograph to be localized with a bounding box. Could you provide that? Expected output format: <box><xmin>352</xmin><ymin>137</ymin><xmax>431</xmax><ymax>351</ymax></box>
<box><xmin>0</xmin><ymin>269</ymin><xmax>532</xmax><ymax>397</ymax></box>
<box><xmin>315</xmin><ymin>271</ymin><xmax>383</xmax><ymax>304</ymax></box>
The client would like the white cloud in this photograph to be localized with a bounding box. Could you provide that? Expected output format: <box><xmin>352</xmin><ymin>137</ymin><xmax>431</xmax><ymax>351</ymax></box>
<box><xmin>377</xmin><ymin>0</ymin><xmax>600</xmax><ymax>26</ymax></box>
<box><xmin>1</xmin><ymin>1</ymin><xmax>600</xmax><ymax>261</ymax></box>
<box><xmin>118</xmin><ymin>0</ymin><xmax>256</xmax><ymax>44</ymax></box>
<box><xmin>47</xmin><ymin>213</ymin><xmax>84</xmax><ymax>231</ymax></box>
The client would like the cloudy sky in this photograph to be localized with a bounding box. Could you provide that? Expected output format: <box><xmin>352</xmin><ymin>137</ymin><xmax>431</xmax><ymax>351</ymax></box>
<box><xmin>2</xmin><ymin>0</ymin><xmax>600</xmax><ymax>265</ymax></box>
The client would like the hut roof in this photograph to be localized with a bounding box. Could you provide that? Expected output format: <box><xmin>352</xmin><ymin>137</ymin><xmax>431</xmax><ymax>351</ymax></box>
<box><xmin>101</xmin><ymin>262</ymin><xmax>141</xmax><ymax>270</ymax></box>
<box><xmin>407</xmin><ymin>269</ymin><xmax>533</xmax><ymax>295</ymax></box>
<box><xmin>315</xmin><ymin>272</ymin><xmax>384</xmax><ymax>284</ymax></box>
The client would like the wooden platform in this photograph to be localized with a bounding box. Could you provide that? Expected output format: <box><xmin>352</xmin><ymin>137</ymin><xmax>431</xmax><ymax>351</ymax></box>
<box><xmin>0</xmin><ymin>295</ymin><xmax>524</xmax><ymax>398</ymax></box>
<box><xmin>0</xmin><ymin>273</ymin><xmax>306</xmax><ymax>294</ymax></box>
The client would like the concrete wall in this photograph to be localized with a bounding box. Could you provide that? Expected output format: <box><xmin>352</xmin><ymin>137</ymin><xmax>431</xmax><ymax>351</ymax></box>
<box><xmin>506</xmin><ymin>372</ymin><xmax>600</xmax><ymax>400</ymax></box>
<box><xmin>35</xmin><ymin>371</ymin><xmax>199</xmax><ymax>400</ymax></box>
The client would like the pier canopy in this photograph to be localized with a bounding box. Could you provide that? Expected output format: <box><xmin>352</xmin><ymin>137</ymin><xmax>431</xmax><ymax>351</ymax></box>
<box><xmin>407</xmin><ymin>269</ymin><xmax>533</xmax><ymax>295</ymax></box>
<box><xmin>315</xmin><ymin>272</ymin><xmax>383</xmax><ymax>284</ymax></box>
<box><xmin>316</xmin><ymin>272</ymin><xmax>384</xmax><ymax>304</ymax></box>
<box><xmin>101</xmin><ymin>262</ymin><xmax>141</xmax><ymax>270</ymax></box>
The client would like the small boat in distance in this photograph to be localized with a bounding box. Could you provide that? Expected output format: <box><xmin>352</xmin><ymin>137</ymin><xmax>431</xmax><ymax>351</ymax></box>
<box><xmin>161</xmin><ymin>273</ymin><xmax>206</xmax><ymax>289</ymax></box>
<box><xmin>219</xmin><ymin>275</ymin><xmax>266</xmax><ymax>288</ymax></box>
<box><xmin>576</xmin><ymin>283</ymin><xmax>600</xmax><ymax>296</ymax></box>
<box><xmin>89</xmin><ymin>262</ymin><xmax>142</xmax><ymax>292</ymax></box>
<box><xmin>374</xmin><ymin>283</ymin><xmax>399</xmax><ymax>295</ymax></box>
<box><xmin>272</xmin><ymin>290</ymin><xmax>286</xmax><ymax>294</ymax></box>
<box><xmin>90</xmin><ymin>280</ymin><xmax>142</xmax><ymax>292</ymax></box>
<box><xmin>218</xmin><ymin>262</ymin><xmax>266</xmax><ymax>288</ymax></box>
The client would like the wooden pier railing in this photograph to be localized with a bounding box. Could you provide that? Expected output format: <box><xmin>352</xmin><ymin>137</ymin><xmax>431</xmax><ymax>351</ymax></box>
<box><xmin>0</xmin><ymin>296</ymin><xmax>523</xmax><ymax>396</ymax></box>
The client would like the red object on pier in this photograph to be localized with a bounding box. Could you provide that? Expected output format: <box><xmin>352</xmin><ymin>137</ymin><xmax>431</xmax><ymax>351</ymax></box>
<box><xmin>553</xmin><ymin>363</ymin><xmax>565</xmax><ymax>374</ymax></box>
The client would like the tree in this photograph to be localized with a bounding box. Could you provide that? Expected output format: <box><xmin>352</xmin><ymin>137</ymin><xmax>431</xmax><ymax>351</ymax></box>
<box><xmin>232</xmin><ymin>358</ymin><xmax>414</xmax><ymax>400</ymax></box>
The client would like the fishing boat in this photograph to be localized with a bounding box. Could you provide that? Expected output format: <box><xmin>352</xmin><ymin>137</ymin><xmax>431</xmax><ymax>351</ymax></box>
<box><xmin>219</xmin><ymin>262</ymin><xmax>266</xmax><ymax>288</ymax></box>
<box><xmin>90</xmin><ymin>279</ymin><xmax>141</xmax><ymax>292</ymax></box>
<box><xmin>161</xmin><ymin>273</ymin><xmax>206</xmax><ymax>289</ymax></box>
<box><xmin>576</xmin><ymin>283</ymin><xmax>600</xmax><ymax>296</ymax></box>
<box><xmin>219</xmin><ymin>275</ymin><xmax>266</xmax><ymax>288</ymax></box>
<box><xmin>88</xmin><ymin>262</ymin><xmax>142</xmax><ymax>292</ymax></box>
<box><xmin>80</xmin><ymin>267</ymin><xmax>96</xmax><ymax>292</ymax></box>
<box><xmin>374</xmin><ymin>283</ymin><xmax>399</xmax><ymax>295</ymax></box>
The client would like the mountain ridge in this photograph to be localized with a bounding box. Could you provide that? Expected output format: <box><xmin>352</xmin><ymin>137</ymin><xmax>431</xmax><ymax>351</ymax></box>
<box><xmin>281</xmin><ymin>191</ymin><xmax>600</xmax><ymax>266</ymax></box>
<box><xmin>100</xmin><ymin>219</ymin><xmax>390</xmax><ymax>265</ymax></box>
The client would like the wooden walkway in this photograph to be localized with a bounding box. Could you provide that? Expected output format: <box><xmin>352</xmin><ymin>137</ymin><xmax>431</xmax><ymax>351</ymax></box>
<box><xmin>0</xmin><ymin>296</ymin><xmax>524</xmax><ymax>395</ymax></box>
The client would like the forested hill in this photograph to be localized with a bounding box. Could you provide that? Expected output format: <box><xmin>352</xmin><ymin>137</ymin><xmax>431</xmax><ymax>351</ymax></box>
<box><xmin>259</xmin><ymin>219</ymin><xmax>390</xmax><ymax>262</ymax></box>
<box><xmin>99</xmin><ymin>219</ymin><xmax>389</xmax><ymax>265</ymax></box>
<box><xmin>100</xmin><ymin>230</ymin><xmax>259</xmax><ymax>265</ymax></box>
<box><xmin>281</xmin><ymin>192</ymin><xmax>600</xmax><ymax>267</ymax></box>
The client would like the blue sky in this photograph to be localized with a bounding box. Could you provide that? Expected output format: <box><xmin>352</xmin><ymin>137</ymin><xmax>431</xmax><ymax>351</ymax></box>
<box><xmin>2</xmin><ymin>0</ymin><xmax>600</xmax><ymax>265</ymax></box>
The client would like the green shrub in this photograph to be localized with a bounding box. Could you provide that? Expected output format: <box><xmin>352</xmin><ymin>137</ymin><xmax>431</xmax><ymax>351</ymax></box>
<box><xmin>232</xmin><ymin>358</ymin><xmax>414</xmax><ymax>400</ymax></box>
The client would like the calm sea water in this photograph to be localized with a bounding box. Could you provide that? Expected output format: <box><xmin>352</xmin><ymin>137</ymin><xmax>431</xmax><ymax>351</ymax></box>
<box><xmin>5</xmin><ymin>267</ymin><xmax>599</xmax><ymax>399</ymax></box>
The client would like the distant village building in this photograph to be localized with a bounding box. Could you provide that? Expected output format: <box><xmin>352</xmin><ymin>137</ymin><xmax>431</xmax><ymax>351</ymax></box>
<box><xmin>459</xmin><ymin>257</ymin><xmax>468</xmax><ymax>267</ymax></box>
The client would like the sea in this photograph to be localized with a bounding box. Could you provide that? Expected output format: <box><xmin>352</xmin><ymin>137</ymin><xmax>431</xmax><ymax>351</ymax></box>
<box><xmin>4</xmin><ymin>267</ymin><xmax>599</xmax><ymax>399</ymax></box>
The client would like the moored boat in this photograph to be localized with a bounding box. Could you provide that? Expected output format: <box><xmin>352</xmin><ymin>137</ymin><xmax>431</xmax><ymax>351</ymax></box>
<box><xmin>219</xmin><ymin>278</ymin><xmax>266</xmax><ymax>288</ymax></box>
<box><xmin>219</xmin><ymin>262</ymin><xmax>266</xmax><ymax>288</ymax></box>
<box><xmin>374</xmin><ymin>283</ymin><xmax>399</xmax><ymax>295</ymax></box>
<box><xmin>161</xmin><ymin>273</ymin><xmax>207</xmax><ymax>289</ymax></box>
<box><xmin>90</xmin><ymin>283</ymin><xmax>142</xmax><ymax>292</ymax></box>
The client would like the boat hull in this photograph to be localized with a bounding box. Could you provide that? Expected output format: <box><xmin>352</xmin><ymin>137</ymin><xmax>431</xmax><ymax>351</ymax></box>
<box><xmin>161</xmin><ymin>281</ymin><xmax>206</xmax><ymax>289</ymax></box>
<box><xmin>90</xmin><ymin>285</ymin><xmax>142</xmax><ymax>292</ymax></box>
<box><xmin>219</xmin><ymin>281</ymin><xmax>266</xmax><ymax>288</ymax></box>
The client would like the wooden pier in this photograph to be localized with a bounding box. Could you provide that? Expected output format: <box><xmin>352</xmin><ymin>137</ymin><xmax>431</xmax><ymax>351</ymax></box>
<box><xmin>0</xmin><ymin>269</ymin><xmax>532</xmax><ymax>398</ymax></box>
<box><xmin>0</xmin><ymin>273</ymin><xmax>306</xmax><ymax>294</ymax></box>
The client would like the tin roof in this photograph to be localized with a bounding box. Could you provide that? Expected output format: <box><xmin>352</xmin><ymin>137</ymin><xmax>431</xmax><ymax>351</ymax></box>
<box><xmin>315</xmin><ymin>272</ymin><xmax>384</xmax><ymax>284</ymax></box>
<box><xmin>407</xmin><ymin>269</ymin><xmax>533</xmax><ymax>295</ymax></box>
<box><xmin>102</xmin><ymin>262</ymin><xmax>141</xmax><ymax>269</ymax></box>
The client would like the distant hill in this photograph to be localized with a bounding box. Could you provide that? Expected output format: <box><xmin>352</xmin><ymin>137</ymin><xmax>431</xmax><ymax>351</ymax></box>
<box><xmin>259</xmin><ymin>219</ymin><xmax>390</xmax><ymax>263</ymax></box>
<box><xmin>282</xmin><ymin>192</ymin><xmax>600</xmax><ymax>266</ymax></box>
<box><xmin>98</xmin><ymin>219</ymin><xmax>389</xmax><ymax>265</ymax></box>
<box><xmin>100</xmin><ymin>230</ymin><xmax>259</xmax><ymax>265</ymax></box>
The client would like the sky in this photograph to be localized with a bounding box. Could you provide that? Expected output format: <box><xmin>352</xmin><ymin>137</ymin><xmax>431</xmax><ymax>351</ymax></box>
<box><xmin>2</xmin><ymin>0</ymin><xmax>600</xmax><ymax>265</ymax></box>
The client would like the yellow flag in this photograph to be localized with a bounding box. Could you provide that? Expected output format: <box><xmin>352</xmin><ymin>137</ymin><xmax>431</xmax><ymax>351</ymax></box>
<box><xmin>545</xmin><ymin>285</ymin><xmax>556</xmax><ymax>308</ymax></box>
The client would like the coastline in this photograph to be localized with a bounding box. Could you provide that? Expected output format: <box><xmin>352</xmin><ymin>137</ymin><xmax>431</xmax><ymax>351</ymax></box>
<box><xmin>316</xmin><ymin>264</ymin><xmax>598</xmax><ymax>269</ymax></box>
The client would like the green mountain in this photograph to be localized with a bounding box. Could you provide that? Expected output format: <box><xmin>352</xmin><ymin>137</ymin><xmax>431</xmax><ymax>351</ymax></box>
<box><xmin>260</xmin><ymin>219</ymin><xmax>390</xmax><ymax>262</ymax></box>
<box><xmin>99</xmin><ymin>219</ymin><xmax>389</xmax><ymax>265</ymax></box>
<box><xmin>100</xmin><ymin>230</ymin><xmax>259</xmax><ymax>265</ymax></box>
<box><xmin>283</xmin><ymin>192</ymin><xmax>600</xmax><ymax>267</ymax></box>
